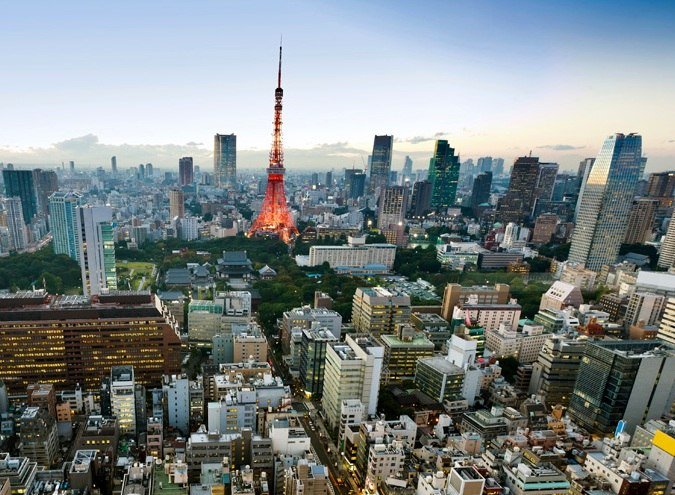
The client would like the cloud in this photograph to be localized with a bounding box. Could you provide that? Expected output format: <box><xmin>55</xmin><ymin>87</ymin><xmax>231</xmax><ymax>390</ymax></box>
<box><xmin>395</xmin><ymin>132</ymin><xmax>448</xmax><ymax>144</ymax></box>
<box><xmin>185</xmin><ymin>141</ymin><xmax>203</xmax><ymax>147</ymax></box>
<box><xmin>536</xmin><ymin>144</ymin><xmax>585</xmax><ymax>151</ymax></box>
<box><xmin>668</xmin><ymin>139</ymin><xmax>675</xmax><ymax>143</ymax></box>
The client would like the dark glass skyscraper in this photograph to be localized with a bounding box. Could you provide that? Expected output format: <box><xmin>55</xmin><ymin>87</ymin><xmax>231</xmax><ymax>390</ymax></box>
<box><xmin>409</xmin><ymin>180</ymin><xmax>432</xmax><ymax>218</ymax></box>
<box><xmin>345</xmin><ymin>169</ymin><xmax>366</xmax><ymax>200</ymax></box>
<box><xmin>178</xmin><ymin>156</ymin><xmax>194</xmax><ymax>186</ymax></box>
<box><xmin>3</xmin><ymin>169</ymin><xmax>37</xmax><ymax>224</ymax></box>
<box><xmin>470</xmin><ymin>171</ymin><xmax>492</xmax><ymax>214</ymax></box>
<box><xmin>569</xmin><ymin>133</ymin><xmax>644</xmax><ymax>271</ymax></box>
<box><xmin>369</xmin><ymin>135</ymin><xmax>393</xmax><ymax>193</ymax></box>
<box><xmin>567</xmin><ymin>340</ymin><xmax>675</xmax><ymax>435</ymax></box>
<box><xmin>497</xmin><ymin>156</ymin><xmax>540</xmax><ymax>223</ymax></box>
<box><xmin>33</xmin><ymin>169</ymin><xmax>58</xmax><ymax>218</ymax></box>
<box><xmin>428</xmin><ymin>140</ymin><xmax>460</xmax><ymax>210</ymax></box>
<box><xmin>214</xmin><ymin>133</ymin><xmax>236</xmax><ymax>189</ymax></box>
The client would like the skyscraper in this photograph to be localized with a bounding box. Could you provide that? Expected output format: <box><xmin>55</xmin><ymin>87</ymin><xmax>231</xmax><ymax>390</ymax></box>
<box><xmin>3</xmin><ymin>170</ymin><xmax>37</xmax><ymax>225</ymax></box>
<box><xmin>492</xmin><ymin>158</ymin><xmax>505</xmax><ymax>176</ymax></box>
<box><xmin>532</xmin><ymin>163</ymin><xmax>559</xmax><ymax>215</ymax></box>
<box><xmin>369</xmin><ymin>135</ymin><xmax>393</xmax><ymax>194</ymax></box>
<box><xmin>78</xmin><ymin>206</ymin><xmax>117</xmax><ymax>297</ymax></box>
<box><xmin>179</xmin><ymin>157</ymin><xmax>194</xmax><ymax>186</ymax></box>
<box><xmin>567</xmin><ymin>340</ymin><xmax>675</xmax><ymax>435</ymax></box>
<box><xmin>646</xmin><ymin>171</ymin><xmax>675</xmax><ymax>206</ymax></box>
<box><xmin>575</xmin><ymin>158</ymin><xmax>595</xmax><ymax>221</ymax></box>
<box><xmin>345</xmin><ymin>169</ymin><xmax>366</xmax><ymax>200</ymax></box>
<box><xmin>32</xmin><ymin>169</ymin><xmax>58</xmax><ymax>218</ymax></box>
<box><xmin>169</xmin><ymin>188</ymin><xmax>185</xmax><ymax>219</ymax></box>
<box><xmin>378</xmin><ymin>186</ymin><xmax>407</xmax><ymax>245</ymax></box>
<box><xmin>111</xmin><ymin>156</ymin><xmax>117</xmax><ymax>175</ymax></box>
<box><xmin>477</xmin><ymin>156</ymin><xmax>493</xmax><ymax>173</ymax></box>
<box><xmin>428</xmin><ymin>140</ymin><xmax>461</xmax><ymax>210</ymax></box>
<box><xmin>3</xmin><ymin>197</ymin><xmax>27</xmax><ymax>251</ymax></box>
<box><xmin>49</xmin><ymin>191</ymin><xmax>82</xmax><ymax>261</ymax></box>
<box><xmin>497</xmin><ymin>156</ymin><xmax>540</xmax><ymax>223</ymax></box>
<box><xmin>325</xmin><ymin>171</ymin><xmax>333</xmax><ymax>188</ymax></box>
<box><xmin>214</xmin><ymin>133</ymin><xmax>237</xmax><ymax>189</ymax></box>
<box><xmin>569</xmin><ymin>133</ymin><xmax>644</xmax><ymax>271</ymax></box>
<box><xmin>402</xmin><ymin>155</ymin><xmax>413</xmax><ymax>181</ymax></box>
<box><xmin>658</xmin><ymin>209</ymin><xmax>675</xmax><ymax>269</ymax></box>
<box><xmin>409</xmin><ymin>180</ymin><xmax>432</xmax><ymax>218</ymax></box>
<box><xmin>624</xmin><ymin>198</ymin><xmax>658</xmax><ymax>244</ymax></box>
<box><xmin>470</xmin><ymin>171</ymin><xmax>492</xmax><ymax>214</ymax></box>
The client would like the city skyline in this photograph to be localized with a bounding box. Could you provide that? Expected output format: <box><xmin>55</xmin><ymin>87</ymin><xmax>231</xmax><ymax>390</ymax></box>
<box><xmin>1</xmin><ymin>1</ymin><xmax>674</xmax><ymax>172</ymax></box>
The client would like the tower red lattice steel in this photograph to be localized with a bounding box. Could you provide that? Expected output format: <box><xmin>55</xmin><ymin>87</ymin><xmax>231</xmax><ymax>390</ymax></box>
<box><xmin>247</xmin><ymin>44</ymin><xmax>299</xmax><ymax>244</ymax></box>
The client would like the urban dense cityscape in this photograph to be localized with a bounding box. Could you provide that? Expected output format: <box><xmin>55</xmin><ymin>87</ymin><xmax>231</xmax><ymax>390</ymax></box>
<box><xmin>1</xmin><ymin>3</ymin><xmax>674</xmax><ymax>495</ymax></box>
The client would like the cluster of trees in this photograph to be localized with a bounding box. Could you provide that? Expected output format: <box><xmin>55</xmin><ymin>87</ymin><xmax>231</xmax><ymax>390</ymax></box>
<box><xmin>0</xmin><ymin>246</ymin><xmax>81</xmax><ymax>293</ymax></box>
<box><xmin>538</xmin><ymin>242</ymin><xmax>571</xmax><ymax>261</ymax></box>
<box><xmin>254</xmin><ymin>259</ymin><xmax>373</xmax><ymax>332</ymax></box>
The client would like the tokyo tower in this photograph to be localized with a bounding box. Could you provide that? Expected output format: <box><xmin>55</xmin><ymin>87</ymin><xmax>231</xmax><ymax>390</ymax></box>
<box><xmin>247</xmin><ymin>44</ymin><xmax>299</xmax><ymax>244</ymax></box>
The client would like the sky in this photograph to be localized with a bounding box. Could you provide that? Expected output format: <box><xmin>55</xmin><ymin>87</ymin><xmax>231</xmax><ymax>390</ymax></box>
<box><xmin>1</xmin><ymin>0</ymin><xmax>674</xmax><ymax>173</ymax></box>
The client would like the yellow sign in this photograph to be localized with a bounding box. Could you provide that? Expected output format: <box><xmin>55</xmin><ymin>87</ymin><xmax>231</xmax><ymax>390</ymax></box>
<box><xmin>653</xmin><ymin>430</ymin><xmax>675</xmax><ymax>456</ymax></box>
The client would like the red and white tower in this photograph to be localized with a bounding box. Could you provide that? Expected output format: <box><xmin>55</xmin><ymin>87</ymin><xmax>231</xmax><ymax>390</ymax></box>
<box><xmin>248</xmin><ymin>45</ymin><xmax>299</xmax><ymax>244</ymax></box>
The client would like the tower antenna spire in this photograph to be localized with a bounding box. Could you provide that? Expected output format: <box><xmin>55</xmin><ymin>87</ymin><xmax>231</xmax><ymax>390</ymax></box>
<box><xmin>277</xmin><ymin>39</ymin><xmax>282</xmax><ymax>88</ymax></box>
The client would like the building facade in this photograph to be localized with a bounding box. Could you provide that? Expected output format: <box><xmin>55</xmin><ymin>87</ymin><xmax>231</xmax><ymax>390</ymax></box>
<box><xmin>428</xmin><ymin>140</ymin><xmax>461</xmax><ymax>210</ymax></box>
<box><xmin>569</xmin><ymin>133</ymin><xmax>644</xmax><ymax>271</ymax></box>
<box><xmin>214</xmin><ymin>133</ymin><xmax>237</xmax><ymax>189</ymax></box>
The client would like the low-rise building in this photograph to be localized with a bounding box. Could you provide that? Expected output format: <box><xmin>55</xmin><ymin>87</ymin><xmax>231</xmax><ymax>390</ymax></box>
<box><xmin>381</xmin><ymin>325</ymin><xmax>435</xmax><ymax>383</ymax></box>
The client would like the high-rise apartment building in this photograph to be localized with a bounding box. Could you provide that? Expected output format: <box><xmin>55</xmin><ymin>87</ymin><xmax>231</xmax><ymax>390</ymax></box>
<box><xmin>657</xmin><ymin>297</ymin><xmax>675</xmax><ymax>345</ymax></box>
<box><xmin>178</xmin><ymin>156</ymin><xmax>194</xmax><ymax>186</ymax></box>
<box><xmin>497</xmin><ymin>156</ymin><xmax>540</xmax><ymax>223</ymax></box>
<box><xmin>0</xmin><ymin>291</ymin><xmax>182</xmax><ymax>393</ymax></box>
<box><xmin>110</xmin><ymin>366</ymin><xmax>137</xmax><ymax>435</ymax></box>
<box><xmin>428</xmin><ymin>140</ymin><xmax>461</xmax><ymax>210</ymax></box>
<box><xmin>369</xmin><ymin>135</ymin><xmax>393</xmax><ymax>194</ymax></box>
<box><xmin>351</xmin><ymin>287</ymin><xmax>411</xmax><ymax>336</ymax></box>
<box><xmin>169</xmin><ymin>188</ymin><xmax>185</xmax><ymax>220</ymax></box>
<box><xmin>322</xmin><ymin>335</ymin><xmax>383</xmax><ymax>430</ymax></box>
<box><xmin>378</xmin><ymin>186</ymin><xmax>407</xmax><ymax>245</ymax></box>
<box><xmin>569</xmin><ymin>133</ymin><xmax>644</xmax><ymax>271</ymax></box>
<box><xmin>568</xmin><ymin>340</ymin><xmax>675</xmax><ymax>435</ymax></box>
<box><xmin>624</xmin><ymin>198</ymin><xmax>658</xmax><ymax>244</ymax></box>
<box><xmin>470</xmin><ymin>171</ymin><xmax>492</xmax><ymax>215</ymax></box>
<box><xmin>214</xmin><ymin>133</ymin><xmax>236</xmax><ymax>189</ymax></box>
<box><xmin>625</xmin><ymin>292</ymin><xmax>666</xmax><ymax>328</ymax></box>
<box><xmin>78</xmin><ymin>206</ymin><xmax>117</xmax><ymax>297</ymax></box>
<box><xmin>49</xmin><ymin>192</ymin><xmax>82</xmax><ymax>261</ymax></box>
<box><xmin>646</xmin><ymin>171</ymin><xmax>675</xmax><ymax>206</ymax></box>
<box><xmin>3</xmin><ymin>197</ymin><xmax>27</xmax><ymax>251</ymax></box>
<box><xmin>3</xmin><ymin>170</ymin><xmax>37</xmax><ymax>224</ymax></box>
<box><xmin>165</xmin><ymin>376</ymin><xmax>190</xmax><ymax>435</ymax></box>
<box><xmin>658</xmin><ymin>209</ymin><xmax>675</xmax><ymax>269</ymax></box>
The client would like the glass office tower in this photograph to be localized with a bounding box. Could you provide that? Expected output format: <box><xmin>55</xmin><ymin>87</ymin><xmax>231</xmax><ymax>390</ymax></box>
<box><xmin>428</xmin><ymin>140</ymin><xmax>461</xmax><ymax>210</ymax></box>
<box><xmin>569</xmin><ymin>133</ymin><xmax>644</xmax><ymax>271</ymax></box>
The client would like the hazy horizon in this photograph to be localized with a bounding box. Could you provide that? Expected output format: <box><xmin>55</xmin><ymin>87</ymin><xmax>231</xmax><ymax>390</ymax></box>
<box><xmin>2</xmin><ymin>0</ymin><xmax>674</xmax><ymax>173</ymax></box>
